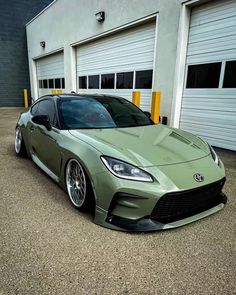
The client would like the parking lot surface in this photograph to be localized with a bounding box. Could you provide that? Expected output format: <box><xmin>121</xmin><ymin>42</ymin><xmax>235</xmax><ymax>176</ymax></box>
<box><xmin>0</xmin><ymin>109</ymin><xmax>235</xmax><ymax>295</ymax></box>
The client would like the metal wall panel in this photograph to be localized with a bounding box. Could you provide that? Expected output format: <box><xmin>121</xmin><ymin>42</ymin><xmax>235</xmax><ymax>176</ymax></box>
<box><xmin>76</xmin><ymin>22</ymin><xmax>156</xmax><ymax>111</ymax></box>
<box><xmin>36</xmin><ymin>52</ymin><xmax>64</xmax><ymax>97</ymax></box>
<box><xmin>180</xmin><ymin>0</ymin><xmax>236</xmax><ymax>151</ymax></box>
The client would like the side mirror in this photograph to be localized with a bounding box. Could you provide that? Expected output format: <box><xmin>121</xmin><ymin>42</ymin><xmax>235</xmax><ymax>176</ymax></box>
<box><xmin>143</xmin><ymin>111</ymin><xmax>151</xmax><ymax>118</ymax></box>
<box><xmin>32</xmin><ymin>115</ymin><xmax>52</xmax><ymax>131</ymax></box>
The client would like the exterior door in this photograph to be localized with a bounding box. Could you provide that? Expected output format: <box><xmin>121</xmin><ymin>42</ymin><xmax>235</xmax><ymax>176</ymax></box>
<box><xmin>76</xmin><ymin>22</ymin><xmax>156</xmax><ymax>111</ymax></box>
<box><xmin>36</xmin><ymin>52</ymin><xmax>65</xmax><ymax>97</ymax></box>
<box><xmin>30</xmin><ymin>98</ymin><xmax>62</xmax><ymax>176</ymax></box>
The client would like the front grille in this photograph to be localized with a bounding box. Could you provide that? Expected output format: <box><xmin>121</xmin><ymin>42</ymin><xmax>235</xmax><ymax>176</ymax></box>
<box><xmin>151</xmin><ymin>178</ymin><xmax>226</xmax><ymax>223</ymax></box>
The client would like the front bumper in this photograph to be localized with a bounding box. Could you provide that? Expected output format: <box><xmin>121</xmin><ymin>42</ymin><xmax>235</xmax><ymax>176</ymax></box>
<box><xmin>105</xmin><ymin>192</ymin><xmax>227</xmax><ymax>231</ymax></box>
<box><xmin>93</xmin><ymin>156</ymin><xmax>226</xmax><ymax>231</ymax></box>
<box><xmin>94</xmin><ymin>177</ymin><xmax>227</xmax><ymax>232</ymax></box>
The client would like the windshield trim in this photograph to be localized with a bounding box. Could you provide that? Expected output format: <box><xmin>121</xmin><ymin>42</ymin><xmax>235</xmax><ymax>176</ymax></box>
<box><xmin>65</xmin><ymin>123</ymin><xmax>153</xmax><ymax>131</ymax></box>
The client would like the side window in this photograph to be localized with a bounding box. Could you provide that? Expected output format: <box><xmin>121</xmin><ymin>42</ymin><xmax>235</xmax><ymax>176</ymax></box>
<box><xmin>31</xmin><ymin>102</ymin><xmax>40</xmax><ymax>116</ymax></box>
<box><xmin>37</xmin><ymin>99</ymin><xmax>58</xmax><ymax>128</ymax></box>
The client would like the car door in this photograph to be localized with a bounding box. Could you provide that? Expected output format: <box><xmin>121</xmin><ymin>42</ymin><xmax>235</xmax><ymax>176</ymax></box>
<box><xmin>30</xmin><ymin>98</ymin><xmax>62</xmax><ymax>177</ymax></box>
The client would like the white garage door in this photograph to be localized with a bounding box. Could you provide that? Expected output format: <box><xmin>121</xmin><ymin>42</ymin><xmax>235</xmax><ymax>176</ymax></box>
<box><xmin>76</xmin><ymin>22</ymin><xmax>156</xmax><ymax>111</ymax></box>
<box><xmin>180</xmin><ymin>0</ymin><xmax>236</xmax><ymax>151</ymax></box>
<box><xmin>36</xmin><ymin>52</ymin><xmax>65</xmax><ymax>97</ymax></box>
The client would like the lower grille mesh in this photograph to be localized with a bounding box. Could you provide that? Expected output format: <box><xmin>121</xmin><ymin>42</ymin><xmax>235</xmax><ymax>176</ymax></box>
<box><xmin>151</xmin><ymin>178</ymin><xmax>225</xmax><ymax>223</ymax></box>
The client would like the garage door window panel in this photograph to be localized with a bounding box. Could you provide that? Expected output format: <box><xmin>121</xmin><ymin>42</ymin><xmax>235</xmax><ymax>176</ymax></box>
<box><xmin>48</xmin><ymin>79</ymin><xmax>54</xmax><ymax>89</ymax></box>
<box><xmin>223</xmin><ymin>60</ymin><xmax>236</xmax><ymax>88</ymax></box>
<box><xmin>39</xmin><ymin>80</ymin><xmax>42</xmax><ymax>89</ymax></box>
<box><xmin>135</xmin><ymin>70</ymin><xmax>153</xmax><ymax>89</ymax></box>
<box><xmin>62</xmin><ymin>78</ymin><xmax>65</xmax><ymax>89</ymax></box>
<box><xmin>88</xmin><ymin>75</ymin><xmax>99</xmax><ymax>89</ymax></box>
<box><xmin>101</xmin><ymin>74</ymin><xmax>115</xmax><ymax>89</ymax></box>
<box><xmin>116</xmin><ymin>72</ymin><xmax>134</xmax><ymax>89</ymax></box>
<box><xmin>55</xmin><ymin>78</ymin><xmax>61</xmax><ymax>89</ymax></box>
<box><xmin>186</xmin><ymin>63</ymin><xmax>221</xmax><ymax>88</ymax></box>
<box><xmin>79</xmin><ymin>76</ymin><xmax>87</xmax><ymax>89</ymax></box>
<box><xmin>43</xmin><ymin>80</ymin><xmax>48</xmax><ymax>89</ymax></box>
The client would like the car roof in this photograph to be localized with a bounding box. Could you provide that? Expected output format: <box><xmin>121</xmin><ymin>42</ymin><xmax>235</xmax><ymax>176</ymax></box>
<box><xmin>39</xmin><ymin>93</ymin><xmax>124</xmax><ymax>101</ymax></box>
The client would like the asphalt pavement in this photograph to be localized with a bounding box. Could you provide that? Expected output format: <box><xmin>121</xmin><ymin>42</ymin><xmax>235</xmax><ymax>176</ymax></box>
<box><xmin>0</xmin><ymin>109</ymin><xmax>235</xmax><ymax>295</ymax></box>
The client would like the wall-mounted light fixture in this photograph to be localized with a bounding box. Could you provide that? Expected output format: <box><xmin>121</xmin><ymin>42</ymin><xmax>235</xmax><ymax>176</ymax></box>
<box><xmin>40</xmin><ymin>41</ymin><xmax>46</xmax><ymax>48</ymax></box>
<box><xmin>95</xmin><ymin>11</ymin><xmax>105</xmax><ymax>22</ymax></box>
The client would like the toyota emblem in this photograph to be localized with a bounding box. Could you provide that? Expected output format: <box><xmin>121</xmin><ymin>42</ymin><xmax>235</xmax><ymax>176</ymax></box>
<box><xmin>193</xmin><ymin>173</ymin><xmax>204</xmax><ymax>182</ymax></box>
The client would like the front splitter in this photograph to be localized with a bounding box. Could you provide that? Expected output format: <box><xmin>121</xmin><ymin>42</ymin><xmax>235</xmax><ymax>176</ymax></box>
<box><xmin>106</xmin><ymin>197</ymin><xmax>227</xmax><ymax>232</ymax></box>
<box><xmin>106</xmin><ymin>215</ymin><xmax>164</xmax><ymax>231</ymax></box>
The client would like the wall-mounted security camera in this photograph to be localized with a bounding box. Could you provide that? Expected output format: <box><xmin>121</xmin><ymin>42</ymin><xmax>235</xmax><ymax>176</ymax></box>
<box><xmin>95</xmin><ymin>11</ymin><xmax>105</xmax><ymax>22</ymax></box>
<box><xmin>40</xmin><ymin>41</ymin><xmax>46</xmax><ymax>48</ymax></box>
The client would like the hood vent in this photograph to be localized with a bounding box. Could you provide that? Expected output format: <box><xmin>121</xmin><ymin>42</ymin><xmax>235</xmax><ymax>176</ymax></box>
<box><xmin>170</xmin><ymin>132</ymin><xmax>200</xmax><ymax>149</ymax></box>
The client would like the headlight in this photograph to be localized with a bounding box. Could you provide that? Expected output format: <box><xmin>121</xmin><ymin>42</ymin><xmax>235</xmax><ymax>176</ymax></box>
<box><xmin>209</xmin><ymin>145</ymin><xmax>219</xmax><ymax>166</ymax></box>
<box><xmin>101</xmin><ymin>156</ymin><xmax>153</xmax><ymax>182</ymax></box>
<box><xmin>197</xmin><ymin>136</ymin><xmax>220</xmax><ymax>166</ymax></box>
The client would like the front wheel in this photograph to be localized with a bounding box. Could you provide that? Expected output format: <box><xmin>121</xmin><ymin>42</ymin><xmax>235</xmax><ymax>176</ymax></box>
<box><xmin>65</xmin><ymin>159</ymin><xmax>94</xmax><ymax>210</ymax></box>
<box><xmin>15</xmin><ymin>126</ymin><xmax>27</xmax><ymax>157</ymax></box>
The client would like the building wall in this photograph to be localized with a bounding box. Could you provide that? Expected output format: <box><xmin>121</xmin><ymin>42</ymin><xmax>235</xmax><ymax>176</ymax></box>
<box><xmin>26</xmin><ymin>0</ymin><xmax>181</xmax><ymax>121</ymax></box>
<box><xmin>0</xmin><ymin>0</ymin><xmax>53</xmax><ymax>107</ymax></box>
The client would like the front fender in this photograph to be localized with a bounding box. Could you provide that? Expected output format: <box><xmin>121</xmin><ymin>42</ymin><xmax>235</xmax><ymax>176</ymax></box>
<box><xmin>57</xmin><ymin>131</ymin><xmax>106</xmax><ymax>192</ymax></box>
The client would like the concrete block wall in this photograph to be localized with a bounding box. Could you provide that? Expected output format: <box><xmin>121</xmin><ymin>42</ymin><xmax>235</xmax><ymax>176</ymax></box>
<box><xmin>0</xmin><ymin>0</ymin><xmax>53</xmax><ymax>107</ymax></box>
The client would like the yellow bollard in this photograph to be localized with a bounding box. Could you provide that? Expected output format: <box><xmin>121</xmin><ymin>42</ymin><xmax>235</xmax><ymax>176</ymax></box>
<box><xmin>51</xmin><ymin>90</ymin><xmax>57</xmax><ymax>94</ymax></box>
<box><xmin>23</xmin><ymin>89</ymin><xmax>28</xmax><ymax>108</ymax></box>
<box><xmin>57</xmin><ymin>89</ymin><xmax>62</xmax><ymax>94</ymax></box>
<box><xmin>151</xmin><ymin>92</ymin><xmax>161</xmax><ymax>124</ymax></box>
<box><xmin>132</xmin><ymin>91</ymin><xmax>141</xmax><ymax>107</ymax></box>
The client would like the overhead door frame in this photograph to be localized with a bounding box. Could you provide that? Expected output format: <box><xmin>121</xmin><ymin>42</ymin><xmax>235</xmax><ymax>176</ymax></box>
<box><xmin>71</xmin><ymin>14</ymin><xmax>158</xmax><ymax>48</ymax></box>
<box><xmin>171</xmin><ymin>0</ymin><xmax>211</xmax><ymax>127</ymax></box>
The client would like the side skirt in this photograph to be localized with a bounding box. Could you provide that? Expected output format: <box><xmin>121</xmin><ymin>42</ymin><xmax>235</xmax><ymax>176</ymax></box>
<box><xmin>31</xmin><ymin>154</ymin><xmax>60</xmax><ymax>183</ymax></box>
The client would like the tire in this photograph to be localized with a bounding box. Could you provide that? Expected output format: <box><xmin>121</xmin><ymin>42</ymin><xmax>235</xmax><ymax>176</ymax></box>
<box><xmin>15</xmin><ymin>126</ymin><xmax>27</xmax><ymax>157</ymax></box>
<box><xmin>65</xmin><ymin>158</ymin><xmax>95</xmax><ymax>211</ymax></box>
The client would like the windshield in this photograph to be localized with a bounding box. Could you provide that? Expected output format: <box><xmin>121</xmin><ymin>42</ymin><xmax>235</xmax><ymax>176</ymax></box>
<box><xmin>59</xmin><ymin>96</ymin><xmax>153</xmax><ymax>129</ymax></box>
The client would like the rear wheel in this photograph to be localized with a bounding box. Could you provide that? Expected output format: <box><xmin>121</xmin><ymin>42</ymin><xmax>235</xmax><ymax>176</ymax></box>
<box><xmin>65</xmin><ymin>159</ymin><xmax>95</xmax><ymax>210</ymax></box>
<box><xmin>15</xmin><ymin>126</ymin><xmax>27</xmax><ymax>157</ymax></box>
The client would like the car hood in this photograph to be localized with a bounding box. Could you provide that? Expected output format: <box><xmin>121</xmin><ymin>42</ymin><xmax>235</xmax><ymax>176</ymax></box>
<box><xmin>69</xmin><ymin>124</ymin><xmax>210</xmax><ymax>167</ymax></box>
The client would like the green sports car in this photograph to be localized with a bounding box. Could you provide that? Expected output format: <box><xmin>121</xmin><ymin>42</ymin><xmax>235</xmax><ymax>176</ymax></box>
<box><xmin>15</xmin><ymin>94</ymin><xmax>227</xmax><ymax>231</ymax></box>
